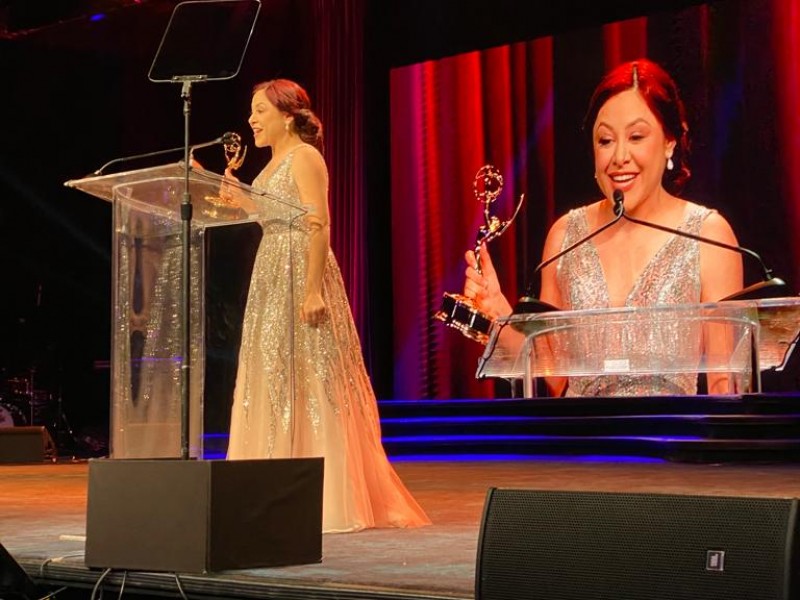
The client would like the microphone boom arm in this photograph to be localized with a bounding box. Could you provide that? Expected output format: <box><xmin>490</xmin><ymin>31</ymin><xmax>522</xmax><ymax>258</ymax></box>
<box><xmin>91</xmin><ymin>134</ymin><xmax>226</xmax><ymax>176</ymax></box>
<box><xmin>621</xmin><ymin>212</ymin><xmax>774</xmax><ymax>281</ymax></box>
<box><xmin>514</xmin><ymin>200</ymin><xmax>624</xmax><ymax>313</ymax></box>
<box><xmin>515</xmin><ymin>189</ymin><xmax>785</xmax><ymax>314</ymax></box>
<box><xmin>534</xmin><ymin>206</ymin><xmax>624</xmax><ymax>274</ymax></box>
<box><xmin>613</xmin><ymin>187</ymin><xmax>785</xmax><ymax>298</ymax></box>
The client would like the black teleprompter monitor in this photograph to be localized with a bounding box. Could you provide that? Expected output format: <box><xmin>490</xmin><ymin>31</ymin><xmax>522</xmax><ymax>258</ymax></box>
<box><xmin>148</xmin><ymin>0</ymin><xmax>261</xmax><ymax>83</ymax></box>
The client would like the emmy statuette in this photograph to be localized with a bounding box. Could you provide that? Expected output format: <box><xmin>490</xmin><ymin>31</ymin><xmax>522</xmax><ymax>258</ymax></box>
<box><xmin>433</xmin><ymin>165</ymin><xmax>525</xmax><ymax>344</ymax></box>
<box><xmin>203</xmin><ymin>132</ymin><xmax>247</xmax><ymax>216</ymax></box>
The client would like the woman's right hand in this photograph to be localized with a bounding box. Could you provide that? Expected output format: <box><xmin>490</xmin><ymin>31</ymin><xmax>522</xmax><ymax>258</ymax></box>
<box><xmin>463</xmin><ymin>244</ymin><xmax>513</xmax><ymax>319</ymax></box>
<box><xmin>216</xmin><ymin>167</ymin><xmax>245</xmax><ymax>207</ymax></box>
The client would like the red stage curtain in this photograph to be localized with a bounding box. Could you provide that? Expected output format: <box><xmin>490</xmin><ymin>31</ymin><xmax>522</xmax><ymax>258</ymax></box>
<box><xmin>391</xmin><ymin>38</ymin><xmax>554</xmax><ymax>399</ymax></box>
<box><xmin>774</xmin><ymin>0</ymin><xmax>800</xmax><ymax>271</ymax></box>
<box><xmin>603</xmin><ymin>17</ymin><xmax>648</xmax><ymax>67</ymax></box>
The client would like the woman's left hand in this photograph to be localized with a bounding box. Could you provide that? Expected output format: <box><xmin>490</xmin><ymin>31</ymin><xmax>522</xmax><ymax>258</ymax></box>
<box><xmin>301</xmin><ymin>292</ymin><xmax>326</xmax><ymax>327</ymax></box>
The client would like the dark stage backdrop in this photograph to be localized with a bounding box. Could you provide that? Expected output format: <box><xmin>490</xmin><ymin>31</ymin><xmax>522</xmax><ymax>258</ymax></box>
<box><xmin>0</xmin><ymin>0</ymin><xmax>374</xmax><ymax>438</ymax></box>
<box><xmin>390</xmin><ymin>0</ymin><xmax>800</xmax><ymax>400</ymax></box>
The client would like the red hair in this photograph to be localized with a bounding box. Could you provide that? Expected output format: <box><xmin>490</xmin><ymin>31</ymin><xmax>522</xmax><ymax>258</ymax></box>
<box><xmin>253</xmin><ymin>79</ymin><xmax>324</xmax><ymax>152</ymax></box>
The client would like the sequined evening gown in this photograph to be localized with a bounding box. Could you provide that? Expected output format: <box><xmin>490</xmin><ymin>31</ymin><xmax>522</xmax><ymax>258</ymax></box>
<box><xmin>227</xmin><ymin>144</ymin><xmax>430</xmax><ymax>533</ymax></box>
<box><xmin>556</xmin><ymin>202</ymin><xmax>713</xmax><ymax>397</ymax></box>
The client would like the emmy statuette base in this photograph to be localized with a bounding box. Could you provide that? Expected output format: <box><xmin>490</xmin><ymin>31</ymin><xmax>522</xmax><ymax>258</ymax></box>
<box><xmin>434</xmin><ymin>292</ymin><xmax>493</xmax><ymax>345</ymax></box>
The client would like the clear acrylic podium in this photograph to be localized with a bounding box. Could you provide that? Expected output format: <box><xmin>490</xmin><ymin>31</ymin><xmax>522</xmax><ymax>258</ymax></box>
<box><xmin>477</xmin><ymin>298</ymin><xmax>800</xmax><ymax>397</ymax></box>
<box><xmin>66</xmin><ymin>163</ymin><xmax>306</xmax><ymax>458</ymax></box>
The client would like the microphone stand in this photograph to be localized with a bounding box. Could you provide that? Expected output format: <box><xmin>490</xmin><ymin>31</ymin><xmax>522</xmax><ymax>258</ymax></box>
<box><xmin>615</xmin><ymin>196</ymin><xmax>786</xmax><ymax>301</ymax></box>
<box><xmin>178</xmin><ymin>78</ymin><xmax>200</xmax><ymax>460</ymax></box>
<box><xmin>91</xmin><ymin>136</ymin><xmax>224</xmax><ymax>176</ymax></box>
<box><xmin>535</xmin><ymin>193</ymin><xmax>626</xmax><ymax>273</ymax></box>
<box><xmin>145</xmin><ymin>0</ymin><xmax>261</xmax><ymax>461</ymax></box>
<box><xmin>514</xmin><ymin>188</ymin><xmax>786</xmax><ymax>313</ymax></box>
<box><xmin>514</xmin><ymin>193</ymin><xmax>626</xmax><ymax>313</ymax></box>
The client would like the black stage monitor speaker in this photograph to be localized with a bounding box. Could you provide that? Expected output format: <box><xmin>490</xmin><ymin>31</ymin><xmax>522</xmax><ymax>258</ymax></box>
<box><xmin>476</xmin><ymin>488</ymin><xmax>800</xmax><ymax>600</ymax></box>
<box><xmin>0</xmin><ymin>541</ymin><xmax>40</xmax><ymax>599</ymax></box>
<box><xmin>85</xmin><ymin>457</ymin><xmax>324</xmax><ymax>573</ymax></box>
<box><xmin>0</xmin><ymin>426</ymin><xmax>56</xmax><ymax>464</ymax></box>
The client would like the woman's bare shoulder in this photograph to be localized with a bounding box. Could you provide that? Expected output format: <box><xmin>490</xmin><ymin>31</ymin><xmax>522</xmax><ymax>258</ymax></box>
<box><xmin>694</xmin><ymin>202</ymin><xmax>739</xmax><ymax>245</ymax></box>
<box><xmin>291</xmin><ymin>144</ymin><xmax>327</xmax><ymax>177</ymax></box>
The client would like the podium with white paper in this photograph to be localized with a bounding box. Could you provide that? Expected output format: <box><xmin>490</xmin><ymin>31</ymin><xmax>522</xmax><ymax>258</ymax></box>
<box><xmin>66</xmin><ymin>162</ymin><xmax>306</xmax><ymax>458</ymax></box>
<box><xmin>477</xmin><ymin>298</ymin><xmax>800</xmax><ymax>397</ymax></box>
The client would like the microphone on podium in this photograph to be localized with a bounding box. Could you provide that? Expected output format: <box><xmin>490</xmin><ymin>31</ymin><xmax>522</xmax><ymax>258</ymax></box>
<box><xmin>513</xmin><ymin>189</ymin><xmax>785</xmax><ymax>314</ymax></box>
<box><xmin>90</xmin><ymin>133</ymin><xmax>235</xmax><ymax>176</ymax></box>
<box><xmin>513</xmin><ymin>191</ymin><xmax>626</xmax><ymax>314</ymax></box>
<box><xmin>610</xmin><ymin>189</ymin><xmax>786</xmax><ymax>301</ymax></box>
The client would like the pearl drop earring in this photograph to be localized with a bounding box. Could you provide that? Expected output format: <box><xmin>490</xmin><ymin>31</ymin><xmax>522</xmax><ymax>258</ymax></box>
<box><xmin>666</xmin><ymin>156</ymin><xmax>674</xmax><ymax>171</ymax></box>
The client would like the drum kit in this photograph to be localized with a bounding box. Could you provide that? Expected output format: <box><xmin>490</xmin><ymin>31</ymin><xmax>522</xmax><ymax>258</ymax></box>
<box><xmin>1</xmin><ymin>280</ymin><xmax>81</xmax><ymax>455</ymax></box>
<box><xmin>0</xmin><ymin>369</ymin><xmax>66</xmax><ymax>441</ymax></box>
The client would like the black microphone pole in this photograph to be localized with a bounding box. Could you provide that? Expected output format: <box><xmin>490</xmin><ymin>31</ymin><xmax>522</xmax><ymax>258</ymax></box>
<box><xmin>535</xmin><ymin>190</ymin><xmax>625</xmax><ymax>274</ymax></box>
<box><xmin>612</xmin><ymin>190</ymin><xmax>786</xmax><ymax>299</ymax></box>
<box><xmin>91</xmin><ymin>134</ymin><xmax>228</xmax><ymax>176</ymax></box>
<box><xmin>513</xmin><ymin>191</ymin><xmax>626</xmax><ymax>313</ymax></box>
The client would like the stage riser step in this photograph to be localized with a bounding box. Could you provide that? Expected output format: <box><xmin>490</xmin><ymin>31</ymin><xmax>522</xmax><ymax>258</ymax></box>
<box><xmin>377</xmin><ymin>395</ymin><xmax>800</xmax><ymax>418</ymax></box>
<box><xmin>380</xmin><ymin>417</ymin><xmax>800</xmax><ymax>440</ymax></box>
<box><xmin>200</xmin><ymin>394</ymin><xmax>800</xmax><ymax>462</ymax></box>
<box><xmin>380</xmin><ymin>438</ymin><xmax>800</xmax><ymax>462</ymax></box>
<box><xmin>202</xmin><ymin>433</ymin><xmax>800</xmax><ymax>461</ymax></box>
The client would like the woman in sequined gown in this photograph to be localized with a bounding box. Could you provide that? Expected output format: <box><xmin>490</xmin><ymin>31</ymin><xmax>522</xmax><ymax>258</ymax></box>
<box><xmin>226</xmin><ymin>79</ymin><xmax>430</xmax><ymax>533</ymax></box>
<box><xmin>463</xmin><ymin>59</ymin><xmax>743</xmax><ymax>397</ymax></box>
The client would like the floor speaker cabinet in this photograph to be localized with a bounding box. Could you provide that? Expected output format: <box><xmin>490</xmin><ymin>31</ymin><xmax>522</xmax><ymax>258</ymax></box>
<box><xmin>85</xmin><ymin>457</ymin><xmax>324</xmax><ymax>573</ymax></box>
<box><xmin>0</xmin><ymin>426</ymin><xmax>56</xmax><ymax>464</ymax></box>
<box><xmin>476</xmin><ymin>488</ymin><xmax>800</xmax><ymax>600</ymax></box>
<box><xmin>1</xmin><ymin>540</ymin><xmax>41</xmax><ymax>599</ymax></box>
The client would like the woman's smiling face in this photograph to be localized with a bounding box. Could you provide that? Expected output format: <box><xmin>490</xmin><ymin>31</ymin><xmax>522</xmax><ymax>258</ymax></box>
<box><xmin>248</xmin><ymin>89</ymin><xmax>288</xmax><ymax>148</ymax></box>
<box><xmin>593</xmin><ymin>88</ymin><xmax>676</xmax><ymax>210</ymax></box>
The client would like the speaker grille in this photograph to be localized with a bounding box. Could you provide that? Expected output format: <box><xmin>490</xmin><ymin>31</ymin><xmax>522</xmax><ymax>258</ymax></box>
<box><xmin>476</xmin><ymin>489</ymin><xmax>798</xmax><ymax>600</ymax></box>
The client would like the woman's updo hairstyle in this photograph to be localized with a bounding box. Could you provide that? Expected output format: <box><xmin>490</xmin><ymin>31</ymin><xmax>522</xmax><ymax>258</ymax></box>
<box><xmin>583</xmin><ymin>58</ymin><xmax>691</xmax><ymax>194</ymax></box>
<box><xmin>254</xmin><ymin>78</ymin><xmax>324</xmax><ymax>152</ymax></box>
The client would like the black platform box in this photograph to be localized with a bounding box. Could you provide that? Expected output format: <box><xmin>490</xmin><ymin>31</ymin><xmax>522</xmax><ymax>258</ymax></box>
<box><xmin>85</xmin><ymin>457</ymin><xmax>324</xmax><ymax>573</ymax></box>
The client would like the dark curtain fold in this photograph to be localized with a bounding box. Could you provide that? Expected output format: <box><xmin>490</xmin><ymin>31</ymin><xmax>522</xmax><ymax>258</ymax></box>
<box><xmin>311</xmin><ymin>0</ymin><xmax>370</xmax><ymax>352</ymax></box>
